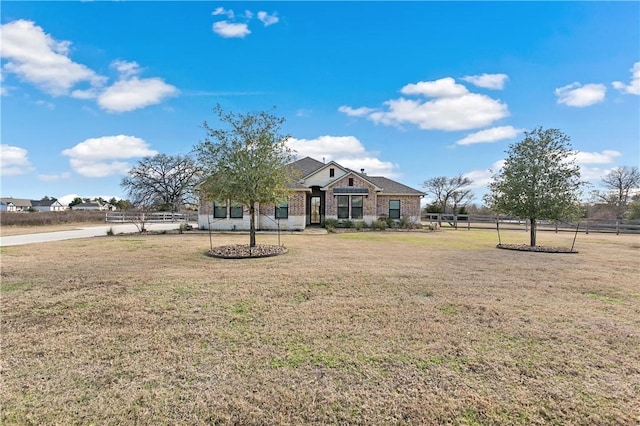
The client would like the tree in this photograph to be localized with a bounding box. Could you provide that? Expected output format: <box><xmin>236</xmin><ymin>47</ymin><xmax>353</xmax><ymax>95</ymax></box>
<box><xmin>422</xmin><ymin>174</ymin><xmax>473</xmax><ymax>225</ymax></box>
<box><xmin>69</xmin><ymin>197</ymin><xmax>83</xmax><ymax>208</ymax></box>
<box><xmin>194</xmin><ymin>105</ymin><xmax>296</xmax><ymax>248</ymax></box>
<box><xmin>592</xmin><ymin>166</ymin><xmax>640</xmax><ymax>219</ymax></box>
<box><xmin>121</xmin><ymin>153</ymin><xmax>200</xmax><ymax>212</ymax></box>
<box><xmin>485</xmin><ymin>126</ymin><xmax>583</xmax><ymax>246</ymax></box>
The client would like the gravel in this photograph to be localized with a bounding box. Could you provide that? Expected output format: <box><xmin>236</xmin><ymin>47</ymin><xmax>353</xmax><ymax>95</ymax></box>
<box><xmin>207</xmin><ymin>244</ymin><xmax>288</xmax><ymax>259</ymax></box>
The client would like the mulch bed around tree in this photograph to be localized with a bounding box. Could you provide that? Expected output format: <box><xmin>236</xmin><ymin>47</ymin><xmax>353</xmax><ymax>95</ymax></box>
<box><xmin>207</xmin><ymin>244</ymin><xmax>288</xmax><ymax>259</ymax></box>
<box><xmin>496</xmin><ymin>244</ymin><xmax>578</xmax><ymax>253</ymax></box>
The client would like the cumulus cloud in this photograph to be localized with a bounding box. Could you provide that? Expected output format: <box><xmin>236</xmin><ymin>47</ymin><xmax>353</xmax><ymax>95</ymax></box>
<box><xmin>1</xmin><ymin>20</ymin><xmax>177</xmax><ymax>112</ymax></box>
<box><xmin>555</xmin><ymin>82</ymin><xmax>606</xmax><ymax>107</ymax></box>
<box><xmin>211</xmin><ymin>7</ymin><xmax>279</xmax><ymax>38</ymax></box>
<box><xmin>612</xmin><ymin>62</ymin><xmax>640</xmax><ymax>95</ymax></box>
<box><xmin>0</xmin><ymin>144</ymin><xmax>35</xmax><ymax>176</ymax></box>
<box><xmin>86</xmin><ymin>60</ymin><xmax>178</xmax><ymax>113</ymax></box>
<box><xmin>257</xmin><ymin>11</ymin><xmax>279</xmax><ymax>26</ymax></box>
<box><xmin>213</xmin><ymin>21</ymin><xmax>251</xmax><ymax>38</ymax></box>
<box><xmin>287</xmin><ymin>135</ymin><xmax>399</xmax><ymax>177</ymax></box>
<box><xmin>463</xmin><ymin>160</ymin><xmax>505</xmax><ymax>191</ymax></box>
<box><xmin>456</xmin><ymin>126</ymin><xmax>523</xmax><ymax>146</ymax></box>
<box><xmin>340</xmin><ymin>76</ymin><xmax>509</xmax><ymax>131</ymax></box>
<box><xmin>212</xmin><ymin>7</ymin><xmax>234</xmax><ymax>19</ymax></box>
<box><xmin>461</xmin><ymin>73</ymin><xmax>509</xmax><ymax>90</ymax></box>
<box><xmin>573</xmin><ymin>150</ymin><xmax>621</xmax><ymax>165</ymax></box>
<box><xmin>0</xmin><ymin>19</ymin><xmax>106</xmax><ymax>96</ymax></box>
<box><xmin>62</xmin><ymin>135</ymin><xmax>157</xmax><ymax>177</ymax></box>
<box><xmin>338</xmin><ymin>105</ymin><xmax>376</xmax><ymax>117</ymax></box>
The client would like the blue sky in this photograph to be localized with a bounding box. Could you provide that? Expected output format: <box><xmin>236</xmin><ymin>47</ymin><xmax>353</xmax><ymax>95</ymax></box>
<box><xmin>1</xmin><ymin>1</ymin><xmax>639</xmax><ymax>206</ymax></box>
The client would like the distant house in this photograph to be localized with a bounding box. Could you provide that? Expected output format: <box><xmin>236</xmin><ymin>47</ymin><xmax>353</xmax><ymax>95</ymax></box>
<box><xmin>0</xmin><ymin>198</ymin><xmax>33</xmax><ymax>212</ymax></box>
<box><xmin>72</xmin><ymin>201</ymin><xmax>116</xmax><ymax>211</ymax></box>
<box><xmin>31</xmin><ymin>199</ymin><xmax>65</xmax><ymax>212</ymax></box>
<box><xmin>198</xmin><ymin>156</ymin><xmax>424</xmax><ymax>231</ymax></box>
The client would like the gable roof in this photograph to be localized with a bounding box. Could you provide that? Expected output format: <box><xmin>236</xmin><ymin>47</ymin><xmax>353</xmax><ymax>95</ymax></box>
<box><xmin>289</xmin><ymin>156</ymin><xmax>325</xmax><ymax>177</ymax></box>
<box><xmin>0</xmin><ymin>198</ymin><xmax>32</xmax><ymax>207</ymax></box>
<box><xmin>31</xmin><ymin>199</ymin><xmax>60</xmax><ymax>207</ymax></box>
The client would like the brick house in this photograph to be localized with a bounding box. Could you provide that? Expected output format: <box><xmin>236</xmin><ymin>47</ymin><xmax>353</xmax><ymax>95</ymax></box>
<box><xmin>198</xmin><ymin>157</ymin><xmax>424</xmax><ymax>231</ymax></box>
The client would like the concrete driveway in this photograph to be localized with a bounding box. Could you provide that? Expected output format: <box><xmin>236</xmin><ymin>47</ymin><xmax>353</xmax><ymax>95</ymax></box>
<box><xmin>0</xmin><ymin>222</ymin><xmax>196</xmax><ymax>247</ymax></box>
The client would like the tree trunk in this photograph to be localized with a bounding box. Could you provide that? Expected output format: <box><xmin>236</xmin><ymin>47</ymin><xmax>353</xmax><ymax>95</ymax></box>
<box><xmin>529</xmin><ymin>218</ymin><xmax>537</xmax><ymax>246</ymax></box>
<box><xmin>249</xmin><ymin>203</ymin><xmax>256</xmax><ymax>248</ymax></box>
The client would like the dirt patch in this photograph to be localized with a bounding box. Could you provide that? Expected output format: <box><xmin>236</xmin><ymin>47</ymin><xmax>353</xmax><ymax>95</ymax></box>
<box><xmin>497</xmin><ymin>243</ymin><xmax>578</xmax><ymax>253</ymax></box>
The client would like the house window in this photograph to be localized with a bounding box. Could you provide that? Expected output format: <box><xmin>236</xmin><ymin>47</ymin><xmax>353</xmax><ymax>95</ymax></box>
<box><xmin>389</xmin><ymin>200</ymin><xmax>400</xmax><ymax>219</ymax></box>
<box><xmin>329</xmin><ymin>168</ymin><xmax>335</xmax><ymax>178</ymax></box>
<box><xmin>351</xmin><ymin>195</ymin><xmax>363</xmax><ymax>219</ymax></box>
<box><xmin>214</xmin><ymin>200</ymin><xmax>227</xmax><ymax>218</ymax></box>
<box><xmin>337</xmin><ymin>195</ymin><xmax>349</xmax><ymax>219</ymax></box>
<box><xmin>230</xmin><ymin>201</ymin><xmax>243</xmax><ymax>218</ymax></box>
<box><xmin>275</xmin><ymin>202</ymin><xmax>288</xmax><ymax>219</ymax></box>
<box><xmin>348</xmin><ymin>177</ymin><xmax>354</xmax><ymax>186</ymax></box>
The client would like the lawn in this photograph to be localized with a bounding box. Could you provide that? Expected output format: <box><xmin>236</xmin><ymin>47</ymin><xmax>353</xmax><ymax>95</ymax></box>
<box><xmin>1</xmin><ymin>229</ymin><xmax>639</xmax><ymax>425</ymax></box>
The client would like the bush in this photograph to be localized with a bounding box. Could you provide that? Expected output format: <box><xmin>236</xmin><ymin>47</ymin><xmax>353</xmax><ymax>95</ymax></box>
<box><xmin>371</xmin><ymin>218</ymin><xmax>388</xmax><ymax>231</ymax></box>
<box><xmin>322</xmin><ymin>218</ymin><xmax>338</xmax><ymax>233</ymax></box>
<box><xmin>106</xmin><ymin>226</ymin><xmax>114</xmax><ymax>236</ymax></box>
<box><xmin>340</xmin><ymin>219</ymin><xmax>354</xmax><ymax>228</ymax></box>
<box><xmin>355</xmin><ymin>221</ymin><xmax>365</xmax><ymax>231</ymax></box>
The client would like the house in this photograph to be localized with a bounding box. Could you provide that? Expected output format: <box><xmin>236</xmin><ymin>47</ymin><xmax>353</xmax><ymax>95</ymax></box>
<box><xmin>31</xmin><ymin>199</ymin><xmax>65</xmax><ymax>212</ymax></box>
<box><xmin>0</xmin><ymin>198</ymin><xmax>33</xmax><ymax>212</ymax></box>
<box><xmin>198</xmin><ymin>156</ymin><xmax>424</xmax><ymax>231</ymax></box>
<box><xmin>72</xmin><ymin>201</ymin><xmax>114</xmax><ymax>211</ymax></box>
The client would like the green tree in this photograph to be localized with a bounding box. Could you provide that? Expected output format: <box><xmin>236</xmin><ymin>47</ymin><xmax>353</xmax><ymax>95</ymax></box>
<box><xmin>485</xmin><ymin>126</ymin><xmax>583</xmax><ymax>246</ymax></box>
<box><xmin>69</xmin><ymin>197</ymin><xmax>83</xmax><ymax>208</ymax></box>
<box><xmin>194</xmin><ymin>105</ymin><xmax>296</xmax><ymax>248</ymax></box>
<box><xmin>121</xmin><ymin>154</ymin><xmax>200</xmax><ymax>212</ymax></box>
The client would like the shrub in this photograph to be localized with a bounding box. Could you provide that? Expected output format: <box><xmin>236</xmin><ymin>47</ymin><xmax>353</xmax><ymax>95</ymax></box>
<box><xmin>371</xmin><ymin>218</ymin><xmax>388</xmax><ymax>231</ymax></box>
<box><xmin>106</xmin><ymin>227</ymin><xmax>114</xmax><ymax>236</ymax></box>
<box><xmin>341</xmin><ymin>219</ymin><xmax>354</xmax><ymax>228</ymax></box>
<box><xmin>322</xmin><ymin>218</ymin><xmax>338</xmax><ymax>233</ymax></box>
<box><xmin>355</xmin><ymin>221</ymin><xmax>365</xmax><ymax>231</ymax></box>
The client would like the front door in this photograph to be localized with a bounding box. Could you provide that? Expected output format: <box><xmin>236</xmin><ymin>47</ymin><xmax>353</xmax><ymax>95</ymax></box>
<box><xmin>310</xmin><ymin>196</ymin><xmax>321</xmax><ymax>224</ymax></box>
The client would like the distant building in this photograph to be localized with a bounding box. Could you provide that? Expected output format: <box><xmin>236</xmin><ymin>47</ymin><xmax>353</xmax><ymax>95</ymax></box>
<box><xmin>0</xmin><ymin>198</ymin><xmax>33</xmax><ymax>212</ymax></box>
<box><xmin>31</xmin><ymin>199</ymin><xmax>65</xmax><ymax>212</ymax></box>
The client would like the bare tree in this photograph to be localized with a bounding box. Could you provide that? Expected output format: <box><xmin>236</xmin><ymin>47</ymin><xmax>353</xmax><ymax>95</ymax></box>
<box><xmin>423</xmin><ymin>174</ymin><xmax>473</xmax><ymax>224</ymax></box>
<box><xmin>593</xmin><ymin>166</ymin><xmax>640</xmax><ymax>219</ymax></box>
<box><xmin>121</xmin><ymin>154</ymin><xmax>200</xmax><ymax>212</ymax></box>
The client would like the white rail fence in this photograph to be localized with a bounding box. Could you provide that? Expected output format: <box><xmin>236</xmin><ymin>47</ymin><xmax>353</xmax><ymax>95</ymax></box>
<box><xmin>105</xmin><ymin>211</ymin><xmax>198</xmax><ymax>223</ymax></box>
<box><xmin>421</xmin><ymin>213</ymin><xmax>640</xmax><ymax>235</ymax></box>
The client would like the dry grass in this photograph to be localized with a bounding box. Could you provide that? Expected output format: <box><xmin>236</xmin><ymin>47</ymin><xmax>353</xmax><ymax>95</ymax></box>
<box><xmin>1</xmin><ymin>228</ymin><xmax>639</xmax><ymax>425</ymax></box>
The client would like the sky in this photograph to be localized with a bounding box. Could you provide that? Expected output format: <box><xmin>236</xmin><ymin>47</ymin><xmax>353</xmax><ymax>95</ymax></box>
<box><xmin>1</xmin><ymin>1</ymin><xmax>639</xmax><ymax>207</ymax></box>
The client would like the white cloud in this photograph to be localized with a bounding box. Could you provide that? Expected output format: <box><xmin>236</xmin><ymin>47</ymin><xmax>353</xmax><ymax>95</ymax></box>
<box><xmin>573</xmin><ymin>150</ymin><xmax>621</xmax><ymax>165</ymax></box>
<box><xmin>456</xmin><ymin>126</ymin><xmax>523</xmax><ymax>146</ymax></box>
<box><xmin>401</xmin><ymin>77</ymin><xmax>468</xmax><ymax>97</ymax></box>
<box><xmin>35</xmin><ymin>99</ymin><xmax>55</xmax><ymax>109</ymax></box>
<box><xmin>338</xmin><ymin>105</ymin><xmax>376</xmax><ymax>117</ymax></box>
<box><xmin>212</xmin><ymin>7</ymin><xmax>234</xmax><ymax>19</ymax></box>
<box><xmin>257</xmin><ymin>11</ymin><xmax>279</xmax><ymax>26</ymax></box>
<box><xmin>213</xmin><ymin>21</ymin><xmax>251</xmax><ymax>38</ymax></box>
<box><xmin>38</xmin><ymin>172</ymin><xmax>71</xmax><ymax>182</ymax></box>
<box><xmin>340</xmin><ymin>77</ymin><xmax>509</xmax><ymax>131</ymax></box>
<box><xmin>612</xmin><ymin>62</ymin><xmax>640</xmax><ymax>95</ymax></box>
<box><xmin>461</xmin><ymin>73</ymin><xmax>509</xmax><ymax>90</ymax></box>
<box><xmin>62</xmin><ymin>135</ymin><xmax>158</xmax><ymax>177</ymax></box>
<box><xmin>555</xmin><ymin>82</ymin><xmax>606</xmax><ymax>107</ymax></box>
<box><xmin>287</xmin><ymin>135</ymin><xmax>399</xmax><ymax>177</ymax></box>
<box><xmin>463</xmin><ymin>160</ymin><xmax>505</xmax><ymax>191</ymax></box>
<box><xmin>0</xmin><ymin>144</ymin><xmax>35</xmax><ymax>176</ymax></box>
<box><xmin>0</xmin><ymin>20</ymin><xmax>106</xmax><ymax>96</ymax></box>
<box><xmin>97</xmin><ymin>76</ymin><xmax>178</xmax><ymax>113</ymax></box>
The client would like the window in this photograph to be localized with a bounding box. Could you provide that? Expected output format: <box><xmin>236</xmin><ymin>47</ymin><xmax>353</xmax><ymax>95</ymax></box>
<box><xmin>351</xmin><ymin>195</ymin><xmax>363</xmax><ymax>219</ymax></box>
<box><xmin>275</xmin><ymin>202</ymin><xmax>288</xmax><ymax>219</ymax></box>
<box><xmin>337</xmin><ymin>195</ymin><xmax>349</xmax><ymax>219</ymax></box>
<box><xmin>389</xmin><ymin>200</ymin><xmax>400</xmax><ymax>219</ymax></box>
<box><xmin>214</xmin><ymin>200</ymin><xmax>227</xmax><ymax>218</ymax></box>
<box><xmin>329</xmin><ymin>168</ymin><xmax>335</xmax><ymax>177</ymax></box>
<box><xmin>230</xmin><ymin>201</ymin><xmax>243</xmax><ymax>218</ymax></box>
<box><xmin>348</xmin><ymin>177</ymin><xmax>354</xmax><ymax>186</ymax></box>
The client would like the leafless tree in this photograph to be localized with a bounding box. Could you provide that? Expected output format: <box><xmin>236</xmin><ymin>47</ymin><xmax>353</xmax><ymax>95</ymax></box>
<box><xmin>121</xmin><ymin>154</ymin><xmax>200</xmax><ymax>212</ymax></box>
<box><xmin>423</xmin><ymin>174</ymin><xmax>473</xmax><ymax>224</ymax></box>
<box><xmin>593</xmin><ymin>166</ymin><xmax>640</xmax><ymax>219</ymax></box>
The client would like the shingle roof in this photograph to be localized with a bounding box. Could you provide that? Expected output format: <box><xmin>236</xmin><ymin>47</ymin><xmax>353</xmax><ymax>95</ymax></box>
<box><xmin>360</xmin><ymin>176</ymin><xmax>424</xmax><ymax>195</ymax></box>
<box><xmin>0</xmin><ymin>198</ymin><xmax>33</xmax><ymax>207</ymax></box>
<box><xmin>289</xmin><ymin>156</ymin><xmax>325</xmax><ymax>177</ymax></box>
<box><xmin>31</xmin><ymin>199</ymin><xmax>58</xmax><ymax>207</ymax></box>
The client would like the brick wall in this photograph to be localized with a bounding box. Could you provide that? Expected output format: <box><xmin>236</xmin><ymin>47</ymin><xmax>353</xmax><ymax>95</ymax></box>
<box><xmin>376</xmin><ymin>195</ymin><xmax>421</xmax><ymax>217</ymax></box>
<box><xmin>325</xmin><ymin>175</ymin><xmax>377</xmax><ymax>216</ymax></box>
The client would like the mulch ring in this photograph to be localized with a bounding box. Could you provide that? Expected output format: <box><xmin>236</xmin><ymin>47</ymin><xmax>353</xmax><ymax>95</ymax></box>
<box><xmin>497</xmin><ymin>244</ymin><xmax>578</xmax><ymax>253</ymax></box>
<box><xmin>207</xmin><ymin>244</ymin><xmax>288</xmax><ymax>259</ymax></box>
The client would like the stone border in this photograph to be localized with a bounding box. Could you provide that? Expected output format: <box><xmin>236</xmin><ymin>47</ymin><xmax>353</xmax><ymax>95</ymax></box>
<box><xmin>206</xmin><ymin>244</ymin><xmax>288</xmax><ymax>259</ymax></box>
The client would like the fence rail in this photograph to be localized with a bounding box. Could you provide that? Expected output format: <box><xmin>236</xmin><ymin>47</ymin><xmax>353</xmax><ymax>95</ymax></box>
<box><xmin>421</xmin><ymin>213</ymin><xmax>640</xmax><ymax>235</ymax></box>
<box><xmin>105</xmin><ymin>211</ymin><xmax>198</xmax><ymax>223</ymax></box>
